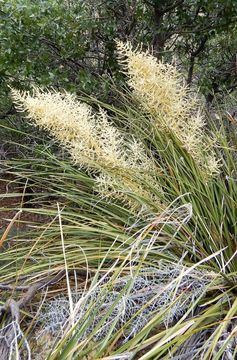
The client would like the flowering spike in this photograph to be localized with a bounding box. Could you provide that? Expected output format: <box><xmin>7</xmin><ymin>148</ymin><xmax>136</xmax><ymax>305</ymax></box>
<box><xmin>11</xmin><ymin>87</ymin><xmax>162</xmax><ymax>210</ymax></box>
<box><xmin>117</xmin><ymin>42</ymin><xmax>219</xmax><ymax>176</ymax></box>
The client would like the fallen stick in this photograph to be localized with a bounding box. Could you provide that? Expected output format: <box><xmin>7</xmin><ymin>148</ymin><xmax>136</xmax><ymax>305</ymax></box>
<box><xmin>0</xmin><ymin>209</ymin><xmax>22</xmax><ymax>248</ymax></box>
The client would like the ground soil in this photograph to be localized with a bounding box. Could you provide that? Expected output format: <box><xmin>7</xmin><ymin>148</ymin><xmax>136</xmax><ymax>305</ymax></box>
<box><xmin>0</xmin><ymin>174</ymin><xmax>49</xmax><ymax>235</ymax></box>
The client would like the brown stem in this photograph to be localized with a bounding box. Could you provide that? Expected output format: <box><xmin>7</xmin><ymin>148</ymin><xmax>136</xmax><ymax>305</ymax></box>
<box><xmin>187</xmin><ymin>36</ymin><xmax>208</xmax><ymax>85</ymax></box>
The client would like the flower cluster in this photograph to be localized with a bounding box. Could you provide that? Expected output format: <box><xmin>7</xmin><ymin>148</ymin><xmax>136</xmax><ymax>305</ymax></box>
<box><xmin>11</xmin><ymin>87</ymin><xmax>162</xmax><ymax>209</ymax></box>
<box><xmin>117</xmin><ymin>42</ymin><xmax>219</xmax><ymax>176</ymax></box>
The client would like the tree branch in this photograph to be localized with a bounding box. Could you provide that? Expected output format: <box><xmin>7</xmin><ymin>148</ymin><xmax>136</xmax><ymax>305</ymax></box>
<box><xmin>40</xmin><ymin>37</ymin><xmax>99</xmax><ymax>76</ymax></box>
<box><xmin>187</xmin><ymin>36</ymin><xmax>208</xmax><ymax>85</ymax></box>
<box><xmin>144</xmin><ymin>0</ymin><xmax>185</xmax><ymax>15</ymax></box>
<box><xmin>159</xmin><ymin>0</ymin><xmax>185</xmax><ymax>15</ymax></box>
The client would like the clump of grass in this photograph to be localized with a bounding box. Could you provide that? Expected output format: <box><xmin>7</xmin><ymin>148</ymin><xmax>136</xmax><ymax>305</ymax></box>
<box><xmin>1</xmin><ymin>41</ymin><xmax>236</xmax><ymax>359</ymax></box>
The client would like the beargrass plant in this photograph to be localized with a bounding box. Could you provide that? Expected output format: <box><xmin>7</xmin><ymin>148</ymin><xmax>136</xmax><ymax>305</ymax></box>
<box><xmin>0</xmin><ymin>42</ymin><xmax>236</xmax><ymax>358</ymax></box>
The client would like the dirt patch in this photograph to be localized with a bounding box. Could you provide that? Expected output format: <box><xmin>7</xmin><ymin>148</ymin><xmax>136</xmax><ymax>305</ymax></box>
<box><xmin>0</xmin><ymin>174</ymin><xmax>50</xmax><ymax>234</ymax></box>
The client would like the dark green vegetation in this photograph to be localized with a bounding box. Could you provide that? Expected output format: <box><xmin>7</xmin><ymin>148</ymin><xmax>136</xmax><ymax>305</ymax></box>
<box><xmin>1</xmin><ymin>0</ymin><xmax>237</xmax><ymax>97</ymax></box>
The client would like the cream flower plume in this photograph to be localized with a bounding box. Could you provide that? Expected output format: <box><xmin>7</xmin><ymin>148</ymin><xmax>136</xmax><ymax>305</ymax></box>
<box><xmin>117</xmin><ymin>41</ymin><xmax>219</xmax><ymax>176</ymax></box>
<box><xmin>11</xmin><ymin>87</ymin><xmax>162</xmax><ymax>210</ymax></box>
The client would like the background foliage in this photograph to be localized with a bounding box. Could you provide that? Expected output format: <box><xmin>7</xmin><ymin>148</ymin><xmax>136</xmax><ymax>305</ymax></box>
<box><xmin>1</xmin><ymin>0</ymin><xmax>237</xmax><ymax>99</ymax></box>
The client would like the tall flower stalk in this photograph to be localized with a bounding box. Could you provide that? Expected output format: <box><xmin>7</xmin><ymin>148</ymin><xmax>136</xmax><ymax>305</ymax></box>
<box><xmin>11</xmin><ymin>87</ymin><xmax>163</xmax><ymax>210</ymax></box>
<box><xmin>117</xmin><ymin>42</ymin><xmax>219</xmax><ymax>176</ymax></box>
